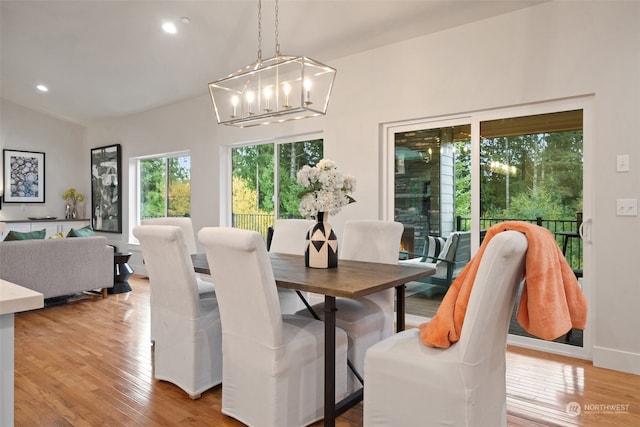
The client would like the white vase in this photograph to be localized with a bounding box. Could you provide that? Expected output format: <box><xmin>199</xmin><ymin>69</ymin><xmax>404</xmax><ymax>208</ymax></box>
<box><xmin>305</xmin><ymin>211</ymin><xmax>339</xmax><ymax>268</ymax></box>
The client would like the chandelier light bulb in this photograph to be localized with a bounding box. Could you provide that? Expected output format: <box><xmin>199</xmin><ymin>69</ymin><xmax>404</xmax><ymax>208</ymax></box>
<box><xmin>246</xmin><ymin>91</ymin><xmax>255</xmax><ymax>115</ymax></box>
<box><xmin>304</xmin><ymin>79</ymin><xmax>312</xmax><ymax>105</ymax></box>
<box><xmin>231</xmin><ymin>95</ymin><xmax>239</xmax><ymax>117</ymax></box>
<box><xmin>264</xmin><ymin>87</ymin><xmax>272</xmax><ymax>111</ymax></box>
<box><xmin>283</xmin><ymin>82</ymin><xmax>291</xmax><ymax>108</ymax></box>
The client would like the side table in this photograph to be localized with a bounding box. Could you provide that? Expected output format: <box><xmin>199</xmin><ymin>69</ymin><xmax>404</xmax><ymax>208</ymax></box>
<box><xmin>110</xmin><ymin>252</ymin><xmax>133</xmax><ymax>294</ymax></box>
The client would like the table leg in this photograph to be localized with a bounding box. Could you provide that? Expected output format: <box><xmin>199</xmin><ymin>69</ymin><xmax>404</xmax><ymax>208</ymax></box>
<box><xmin>324</xmin><ymin>295</ymin><xmax>337</xmax><ymax>427</ymax></box>
<box><xmin>396</xmin><ymin>284</ymin><xmax>406</xmax><ymax>332</ymax></box>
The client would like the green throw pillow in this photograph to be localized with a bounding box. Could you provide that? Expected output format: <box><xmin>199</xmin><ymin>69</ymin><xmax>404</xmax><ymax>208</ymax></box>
<box><xmin>66</xmin><ymin>225</ymin><xmax>94</xmax><ymax>238</ymax></box>
<box><xmin>4</xmin><ymin>229</ymin><xmax>47</xmax><ymax>241</ymax></box>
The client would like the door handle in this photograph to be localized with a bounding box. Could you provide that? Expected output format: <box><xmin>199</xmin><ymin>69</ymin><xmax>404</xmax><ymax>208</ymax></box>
<box><xmin>579</xmin><ymin>218</ymin><xmax>592</xmax><ymax>244</ymax></box>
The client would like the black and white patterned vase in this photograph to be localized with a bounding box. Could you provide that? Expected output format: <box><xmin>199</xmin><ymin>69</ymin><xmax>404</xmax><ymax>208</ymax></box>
<box><xmin>305</xmin><ymin>211</ymin><xmax>338</xmax><ymax>268</ymax></box>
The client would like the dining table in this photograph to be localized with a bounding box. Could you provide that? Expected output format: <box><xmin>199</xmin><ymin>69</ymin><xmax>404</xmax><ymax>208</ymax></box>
<box><xmin>192</xmin><ymin>252</ymin><xmax>435</xmax><ymax>427</ymax></box>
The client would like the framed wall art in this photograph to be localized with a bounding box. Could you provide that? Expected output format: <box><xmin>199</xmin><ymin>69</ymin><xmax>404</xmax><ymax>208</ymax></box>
<box><xmin>91</xmin><ymin>144</ymin><xmax>122</xmax><ymax>233</ymax></box>
<box><xmin>2</xmin><ymin>149</ymin><xmax>46</xmax><ymax>203</ymax></box>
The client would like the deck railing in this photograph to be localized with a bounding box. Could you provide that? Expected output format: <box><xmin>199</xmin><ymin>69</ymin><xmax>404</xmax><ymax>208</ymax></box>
<box><xmin>231</xmin><ymin>212</ymin><xmax>584</xmax><ymax>272</ymax></box>
<box><xmin>232</xmin><ymin>213</ymin><xmax>275</xmax><ymax>239</ymax></box>
<box><xmin>455</xmin><ymin>213</ymin><xmax>583</xmax><ymax>272</ymax></box>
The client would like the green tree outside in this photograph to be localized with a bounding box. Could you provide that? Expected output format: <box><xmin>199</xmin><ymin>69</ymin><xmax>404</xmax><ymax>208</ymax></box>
<box><xmin>140</xmin><ymin>155</ymin><xmax>191</xmax><ymax>219</ymax></box>
<box><xmin>478</xmin><ymin>131</ymin><xmax>582</xmax><ymax>220</ymax></box>
<box><xmin>231</xmin><ymin>139</ymin><xmax>323</xmax><ymax>220</ymax></box>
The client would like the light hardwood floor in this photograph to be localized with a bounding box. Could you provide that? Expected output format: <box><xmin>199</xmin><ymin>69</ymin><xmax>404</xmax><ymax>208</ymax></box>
<box><xmin>14</xmin><ymin>275</ymin><xmax>640</xmax><ymax>426</ymax></box>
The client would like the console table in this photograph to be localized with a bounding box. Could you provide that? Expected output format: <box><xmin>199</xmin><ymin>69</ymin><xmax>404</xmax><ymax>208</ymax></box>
<box><xmin>0</xmin><ymin>218</ymin><xmax>90</xmax><ymax>240</ymax></box>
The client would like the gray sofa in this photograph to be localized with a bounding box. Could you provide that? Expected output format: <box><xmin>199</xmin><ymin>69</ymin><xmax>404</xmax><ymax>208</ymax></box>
<box><xmin>0</xmin><ymin>236</ymin><xmax>114</xmax><ymax>299</ymax></box>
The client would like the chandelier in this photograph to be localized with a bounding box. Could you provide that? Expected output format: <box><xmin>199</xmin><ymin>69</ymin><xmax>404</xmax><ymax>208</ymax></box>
<box><xmin>208</xmin><ymin>0</ymin><xmax>336</xmax><ymax>127</ymax></box>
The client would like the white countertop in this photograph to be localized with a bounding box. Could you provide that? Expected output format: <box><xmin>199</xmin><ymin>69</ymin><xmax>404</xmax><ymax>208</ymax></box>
<box><xmin>0</xmin><ymin>279</ymin><xmax>44</xmax><ymax>315</ymax></box>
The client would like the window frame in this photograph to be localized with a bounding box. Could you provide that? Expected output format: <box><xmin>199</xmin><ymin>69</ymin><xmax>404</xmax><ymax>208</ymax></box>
<box><xmin>220</xmin><ymin>133</ymin><xmax>323</xmax><ymax>229</ymax></box>
<box><xmin>129</xmin><ymin>150</ymin><xmax>191</xmax><ymax>243</ymax></box>
<box><xmin>382</xmin><ymin>96</ymin><xmax>594</xmax><ymax>360</ymax></box>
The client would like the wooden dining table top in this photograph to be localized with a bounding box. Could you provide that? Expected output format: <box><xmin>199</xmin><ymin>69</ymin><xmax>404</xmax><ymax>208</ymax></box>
<box><xmin>192</xmin><ymin>252</ymin><xmax>435</xmax><ymax>299</ymax></box>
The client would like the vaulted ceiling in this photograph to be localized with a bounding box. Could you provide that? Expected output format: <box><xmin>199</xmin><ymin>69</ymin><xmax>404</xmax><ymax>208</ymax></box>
<box><xmin>0</xmin><ymin>0</ymin><xmax>546</xmax><ymax>125</ymax></box>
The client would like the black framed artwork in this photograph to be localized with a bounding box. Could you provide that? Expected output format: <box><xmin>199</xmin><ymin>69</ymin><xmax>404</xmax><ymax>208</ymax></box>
<box><xmin>91</xmin><ymin>144</ymin><xmax>122</xmax><ymax>233</ymax></box>
<box><xmin>2</xmin><ymin>149</ymin><xmax>46</xmax><ymax>203</ymax></box>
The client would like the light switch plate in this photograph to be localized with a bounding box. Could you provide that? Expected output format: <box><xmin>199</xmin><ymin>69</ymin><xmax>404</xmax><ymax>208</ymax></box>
<box><xmin>616</xmin><ymin>199</ymin><xmax>637</xmax><ymax>216</ymax></box>
<box><xmin>616</xmin><ymin>154</ymin><xmax>630</xmax><ymax>172</ymax></box>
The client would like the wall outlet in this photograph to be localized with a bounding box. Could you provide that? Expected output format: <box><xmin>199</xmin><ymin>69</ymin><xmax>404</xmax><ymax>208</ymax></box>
<box><xmin>616</xmin><ymin>199</ymin><xmax>637</xmax><ymax>216</ymax></box>
<box><xmin>616</xmin><ymin>154</ymin><xmax>630</xmax><ymax>172</ymax></box>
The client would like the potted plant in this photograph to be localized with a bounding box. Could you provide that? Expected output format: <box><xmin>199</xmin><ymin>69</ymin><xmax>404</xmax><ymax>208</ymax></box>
<box><xmin>62</xmin><ymin>188</ymin><xmax>85</xmax><ymax>219</ymax></box>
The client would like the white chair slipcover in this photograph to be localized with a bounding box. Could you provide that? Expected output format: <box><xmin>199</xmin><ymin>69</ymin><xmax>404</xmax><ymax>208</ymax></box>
<box><xmin>141</xmin><ymin>217</ymin><xmax>215</xmax><ymax>296</ymax></box>
<box><xmin>198</xmin><ymin>226</ymin><xmax>348</xmax><ymax>427</ymax></box>
<box><xmin>268</xmin><ymin>219</ymin><xmax>315</xmax><ymax>313</ymax></box>
<box><xmin>296</xmin><ymin>220</ymin><xmax>403</xmax><ymax>392</ymax></box>
<box><xmin>133</xmin><ymin>225</ymin><xmax>222</xmax><ymax>399</ymax></box>
<box><xmin>141</xmin><ymin>217</ymin><xmax>198</xmax><ymax>254</ymax></box>
<box><xmin>268</xmin><ymin>219</ymin><xmax>315</xmax><ymax>254</ymax></box>
<box><xmin>363</xmin><ymin>230</ymin><xmax>528</xmax><ymax>427</ymax></box>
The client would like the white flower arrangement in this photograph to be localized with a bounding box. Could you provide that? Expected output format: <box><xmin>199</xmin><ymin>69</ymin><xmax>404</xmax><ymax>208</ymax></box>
<box><xmin>297</xmin><ymin>158</ymin><xmax>356</xmax><ymax>218</ymax></box>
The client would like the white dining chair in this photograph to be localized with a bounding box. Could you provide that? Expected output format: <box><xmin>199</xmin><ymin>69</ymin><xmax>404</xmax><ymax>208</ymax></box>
<box><xmin>363</xmin><ymin>230</ymin><xmax>528</xmax><ymax>427</ymax></box>
<box><xmin>198</xmin><ymin>226</ymin><xmax>348</xmax><ymax>427</ymax></box>
<box><xmin>142</xmin><ymin>217</ymin><xmax>215</xmax><ymax>296</ymax></box>
<box><xmin>141</xmin><ymin>217</ymin><xmax>198</xmax><ymax>254</ymax></box>
<box><xmin>138</xmin><ymin>220</ymin><xmax>215</xmax><ymax>345</ymax></box>
<box><xmin>268</xmin><ymin>218</ymin><xmax>315</xmax><ymax>313</ymax></box>
<box><xmin>133</xmin><ymin>225</ymin><xmax>222</xmax><ymax>399</ymax></box>
<box><xmin>296</xmin><ymin>220</ymin><xmax>403</xmax><ymax>393</ymax></box>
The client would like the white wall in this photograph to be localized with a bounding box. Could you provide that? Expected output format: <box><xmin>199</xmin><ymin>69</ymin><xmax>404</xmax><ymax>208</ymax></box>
<box><xmin>8</xmin><ymin>1</ymin><xmax>639</xmax><ymax>374</ymax></box>
<box><xmin>0</xmin><ymin>99</ymin><xmax>87</xmax><ymax>220</ymax></box>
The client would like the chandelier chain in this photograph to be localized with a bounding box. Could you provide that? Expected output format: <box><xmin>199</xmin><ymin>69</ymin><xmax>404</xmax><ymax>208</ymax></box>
<box><xmin>274</xmin><ymin>0</ymin><xmax>280</xmax><ymax>56</ymax></box>
<box><xmin>257</xmin><ymin>0</ymin><xmax>262</xmax><ymax>62</ymax></box>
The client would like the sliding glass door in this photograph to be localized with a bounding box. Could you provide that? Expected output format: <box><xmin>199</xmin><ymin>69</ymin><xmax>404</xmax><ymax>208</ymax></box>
<box><xmin>384</xmin><ymin>97</ymin><xmax>592</xmax><ymax>358</ymax></box>
<box><xmin>385</xmin><ymin>118</ymin><xmax>473</xmax><ymax>318</ymax></box>
<box><xmin>479</xmin><ymin>109</ymin><xmax>585</xmax><ymax>350</ymax></box>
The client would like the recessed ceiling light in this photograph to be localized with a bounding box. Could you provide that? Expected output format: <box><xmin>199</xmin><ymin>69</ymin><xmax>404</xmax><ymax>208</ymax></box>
<box><xmin>162</xmin><ymin>22</ymin><xmax>177</xmax><ymax>34</ymax></box>
<box><xmin>36</xmin><ymin>84</ymin><xmax>48</xmax><ymax>92</ymax></box>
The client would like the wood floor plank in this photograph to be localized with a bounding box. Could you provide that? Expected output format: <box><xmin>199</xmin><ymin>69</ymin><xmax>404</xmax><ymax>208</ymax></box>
<box><xmin>13</xmin><ymin>275</ymin><xmax>640</xmax><ymax>426</ymax></box>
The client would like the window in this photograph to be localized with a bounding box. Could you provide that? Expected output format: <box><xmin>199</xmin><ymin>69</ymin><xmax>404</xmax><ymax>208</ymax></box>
<box><xmin>137</xmin><ymin>152</ymin><xmax>191</xmax><ymax>222</ymax></box>
<box><xmin>231</xmin><ymin>138</ymin><xmax>322</xmax><ymax>237</ymax></box>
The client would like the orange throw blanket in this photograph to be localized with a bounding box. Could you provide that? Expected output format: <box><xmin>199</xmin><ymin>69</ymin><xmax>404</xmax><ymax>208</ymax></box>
<box><xmin>419</xmin><ymin>221</ymin><xmax>588</xmax><ymax>348</ymax></box>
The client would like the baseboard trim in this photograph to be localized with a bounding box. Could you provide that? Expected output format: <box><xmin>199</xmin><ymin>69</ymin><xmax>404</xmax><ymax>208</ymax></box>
<box><xmin>593</xmin><ymin>345</ymin><xmax>640</xmax><ymax>375</ymax></box>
